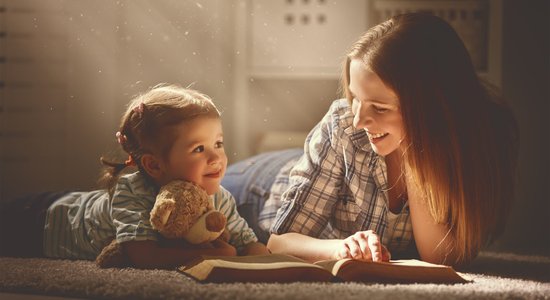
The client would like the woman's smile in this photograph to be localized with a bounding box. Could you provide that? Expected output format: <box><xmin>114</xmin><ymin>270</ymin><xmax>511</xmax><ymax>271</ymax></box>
<box><xmin>366</xmin><ymin>131</ymin><xmax>389</xmax><ymax>143</ymax></box>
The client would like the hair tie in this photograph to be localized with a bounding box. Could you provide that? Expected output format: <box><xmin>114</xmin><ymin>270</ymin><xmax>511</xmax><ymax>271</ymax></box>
<box><xmin>116</xmin><ymin>131</ymin><xmax>127</xmax><ymax>145</ymax></box>
<box><xmin>125</xmin><ymin>155</ymin><xmax>136</xmax><ymax>167</ymax></box>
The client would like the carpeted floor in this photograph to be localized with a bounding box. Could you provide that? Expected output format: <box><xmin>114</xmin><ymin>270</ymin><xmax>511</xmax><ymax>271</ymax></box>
<box><xmin>0</xmin><ymin>251</ymin><xmax>548</xmax><ymax>300</ymax></box>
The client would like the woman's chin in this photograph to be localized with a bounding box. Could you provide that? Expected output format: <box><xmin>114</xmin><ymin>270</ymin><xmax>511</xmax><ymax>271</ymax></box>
<box><xmin>371</xmin><ymin>144</ymin><xmax>399</xmax><ymax>157</ymax></box>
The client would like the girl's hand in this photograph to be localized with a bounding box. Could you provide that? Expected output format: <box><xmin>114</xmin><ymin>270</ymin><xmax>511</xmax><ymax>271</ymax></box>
<box><xmin>211</xmin><ymin>239</ymin><xmax>237</xmax><ymax>256</ymax></box>
<box><xmin>334</xmin><ymin>230</ymin><xmax>391</xmax><ymax>262</ymax></box>
<box><xmin>241</xmin><ymin>242</ymin><xmax>270</xmax><ymax>256</ymax></box>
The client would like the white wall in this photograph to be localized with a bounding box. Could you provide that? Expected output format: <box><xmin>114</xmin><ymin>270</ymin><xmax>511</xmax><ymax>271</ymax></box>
<box><xmin>0</xmin><ymin>0</ymin><xmax>238</xmax><ymax>199</ymax></box>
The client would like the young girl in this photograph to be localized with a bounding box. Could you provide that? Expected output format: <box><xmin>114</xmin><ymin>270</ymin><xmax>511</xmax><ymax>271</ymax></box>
<box><xmin>0</xmin><ymin>85</ymin><xmax>268</xmax><ymax>268</ymax></box>
<box><xmin>223</xmin><ymin>13</ymin><xmax>518</xmax><ymax>267</ymax></box>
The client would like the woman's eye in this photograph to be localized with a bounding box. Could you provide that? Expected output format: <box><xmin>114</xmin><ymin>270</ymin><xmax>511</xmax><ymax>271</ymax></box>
<box><xmin>374</xmin><ymin>106</ymin><xmax>389</xmax><ymax>113</ymax></box>
<box><xmin>215</xmin><ymin>141</ymin><xmax>224</xmax><ymax>148</ymax></box>
<box><xmin>193</xmin><ymin>145</ymin><xmax>205</xmax><ymax>153</ymax></box>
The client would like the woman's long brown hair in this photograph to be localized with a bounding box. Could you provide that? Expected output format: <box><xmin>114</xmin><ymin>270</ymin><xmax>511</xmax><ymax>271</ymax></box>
<box><xmin>342</xmin><ymin>13</ymin><xmax>518</xmax><ymax>264</ymax></box>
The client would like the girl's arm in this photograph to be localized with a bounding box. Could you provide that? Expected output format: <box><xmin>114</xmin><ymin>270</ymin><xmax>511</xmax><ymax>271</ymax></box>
<box><xmin>215</xmin><ymin>188</ymin><xmax>261</xmax><ymax>252</ymax></box>
<box><xmin>123</xmin><ymin>239</ymin><xmax>236</xmax><ymax>269</ymax></box>
<box><xmin>406</xmin><ymin>175</ymin><xmax>461</xmax><ymax>266</ymax></box>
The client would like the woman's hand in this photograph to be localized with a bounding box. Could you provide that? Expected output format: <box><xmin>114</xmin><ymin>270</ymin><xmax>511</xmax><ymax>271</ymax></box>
<box><xmin>334</xmin><ymin>230</ymin><xmax>391</xmax><ymax>262</ymax></box>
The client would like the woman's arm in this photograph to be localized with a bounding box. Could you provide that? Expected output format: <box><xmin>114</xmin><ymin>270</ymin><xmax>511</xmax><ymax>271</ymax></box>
<box><xmin>267</xmin><ymin>233</ymin><xmax>341</xmax><ymax>262</ymax></box>
<box><xmin>270</xmin><ymin>102</ymin><xmax>347</xmax><ymax>242</ymax></box>
<box><xmin>267</xmin><ymin>232</ymin><xmax>390</xmax><ymax>263</ymax></box>
<box><xmin>123</xmin><ymin>239</ymin><xmax>236</xmax><ymax>269</ymax></box>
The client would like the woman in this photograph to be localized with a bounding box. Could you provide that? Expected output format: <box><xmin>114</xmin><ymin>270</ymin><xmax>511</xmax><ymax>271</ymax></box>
<box><xmin>223</xmin><ymin>13</ymin><xmax>517</xmax><ymax>267</ymax></box>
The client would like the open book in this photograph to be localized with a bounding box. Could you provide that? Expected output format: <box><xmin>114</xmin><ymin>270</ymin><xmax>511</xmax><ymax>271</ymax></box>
<box><xmin>178</xmin><ymin>254</ymin><xmax>471</xmax><ymax>284</ymax></box>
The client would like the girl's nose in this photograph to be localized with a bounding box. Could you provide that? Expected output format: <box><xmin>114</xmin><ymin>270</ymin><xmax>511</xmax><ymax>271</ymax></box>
<box><xmin>208</xmin><ymin>150</ymin><xmax>221</xmax><ymax>165</ymax></box>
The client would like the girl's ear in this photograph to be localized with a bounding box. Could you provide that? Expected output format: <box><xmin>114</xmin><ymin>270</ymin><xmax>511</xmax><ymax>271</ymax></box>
<box><xmin>141</xmin><ymin>154</ymin><xmax>164</xmax><ymax>180</ymax></box>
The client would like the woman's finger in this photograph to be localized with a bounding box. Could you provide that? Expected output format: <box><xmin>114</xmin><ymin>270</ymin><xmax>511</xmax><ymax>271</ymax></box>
<box><xmin>346</xmin><ymin>237</ymin><xmax>362</xmax><ymax>259</ymax></box>
<box><xmin>381</xmin><ymin>244</ymin><xmax>391</xmax><ymax>262</ymax></box>
<box><xmin>355</xmin><ymin>232</ymin><xmax>371</xmax><ymax>261</ymax></box>
<box><xmin>335</xmin><ymin>243</ymin><xmax>351</xmax><ymax>260</ymax></box>
<box><xmin>367</xmin><ymin>231</ymin><xmax>382</xmax><ymax>262</ymax></box>
<box><xmin>341</xmin><ymin>246</ymin><xmax>351</xmax><ymax>259</ymax></box>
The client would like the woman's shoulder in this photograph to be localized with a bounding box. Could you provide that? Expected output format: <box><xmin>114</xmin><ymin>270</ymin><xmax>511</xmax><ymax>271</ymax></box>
<box><xmin>322</xmin><ymin>99</ymin><xmax>371</xmax><ymax>152</ymax></box>
<box><xmin>325</xmin><ymin>99</ymin><xmax>354</xmax><ymax>129</ymax></box>
<box><xmin>312</xmin><ymin>99</ymin><xmax>353</xmax><ymax>144</ymax></box>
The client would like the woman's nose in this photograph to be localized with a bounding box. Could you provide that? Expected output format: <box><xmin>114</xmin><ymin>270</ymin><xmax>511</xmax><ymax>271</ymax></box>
<box><xmin>353</xmin><ymin>103</ymin><xmax>371</xmax><ymax>129</ymax></box>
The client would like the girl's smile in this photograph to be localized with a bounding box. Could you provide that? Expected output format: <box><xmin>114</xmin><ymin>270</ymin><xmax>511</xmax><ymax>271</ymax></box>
<box><xmin>204</xmin><ymin>169</ymin><xmax>222</xmax><ymax>178</ymax></box>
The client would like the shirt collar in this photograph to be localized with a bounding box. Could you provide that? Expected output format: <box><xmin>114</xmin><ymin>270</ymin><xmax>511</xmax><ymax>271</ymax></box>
<box><xmin>339</xmin><ymin>101</ymin><xmax>388</xmax><ymax>192</ymax></box>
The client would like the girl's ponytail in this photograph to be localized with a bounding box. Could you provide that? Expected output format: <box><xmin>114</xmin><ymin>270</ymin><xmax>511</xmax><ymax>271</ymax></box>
<box><xmin>98</xmin><ymin>129</ymin><xmax>138</xmax><ymax>195</ymax></box>
<box><xmin>98</xmin><ymin>156</ymin><xmax>134</xmax><ymax>196</ymax></box>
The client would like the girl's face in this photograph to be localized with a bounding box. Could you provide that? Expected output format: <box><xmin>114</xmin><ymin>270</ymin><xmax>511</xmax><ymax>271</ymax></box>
<box><xmin>349</xmin><ymin>59</ymin><xmax>404</xmax><ymax>156</ymax></box>
<box><xmin>158</xmin><ymin>116</ymin><xmax>227</xmax><ymax>195</ymax></box>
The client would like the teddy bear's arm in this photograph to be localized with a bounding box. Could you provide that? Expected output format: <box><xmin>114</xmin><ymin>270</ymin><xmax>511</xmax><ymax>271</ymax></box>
<box><xmin>149</xmin><ymin>199</ymin><xmax>176</xmax><ymax>231</ymax></box>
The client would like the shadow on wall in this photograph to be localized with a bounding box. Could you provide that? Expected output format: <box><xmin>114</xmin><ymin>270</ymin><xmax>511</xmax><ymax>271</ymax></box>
<box><xmin>492</xmin><ymin>0</ymin><xmax>549</xmax><ymax>255</ymax></box>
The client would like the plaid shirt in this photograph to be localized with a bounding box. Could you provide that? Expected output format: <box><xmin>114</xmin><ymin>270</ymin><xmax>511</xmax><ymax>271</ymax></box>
<box><xmin>270</xmin><ymin>99</ymin><xmax>415</xmax><ymax>254</ymax></box>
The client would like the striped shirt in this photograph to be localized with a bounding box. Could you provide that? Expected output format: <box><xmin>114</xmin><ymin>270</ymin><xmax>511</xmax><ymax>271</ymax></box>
<box><xmin>270</xmin><ymin>99</ymin><xmax>415</xmax><ymax>254</ymax></box>
<box><xmin>43</xmin><ymin>172</ymin><xmax>257</xmax><ymax>260</ymax></box>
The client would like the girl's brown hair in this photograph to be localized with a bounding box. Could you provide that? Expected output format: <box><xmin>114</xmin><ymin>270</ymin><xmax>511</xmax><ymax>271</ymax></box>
<box><xmin>99</xmin><ymin>84</ymin><xmax>220</xmax><ymax>194</ymax></box>
<box><xmin>342</xmin><ymin>13</ymin><xmax>518</xmax><ymax>265</ymax></box>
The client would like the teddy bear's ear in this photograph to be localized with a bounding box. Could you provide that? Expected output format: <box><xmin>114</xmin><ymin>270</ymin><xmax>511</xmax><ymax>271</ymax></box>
<box><xmin>150</xmin><ymin>200</ymin><xmax>175</xmax><ymax>231</ymax></box>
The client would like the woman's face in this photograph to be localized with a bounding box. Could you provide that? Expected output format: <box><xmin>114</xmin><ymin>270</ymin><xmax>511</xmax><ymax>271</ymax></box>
<box><xmin>349</xmin><ymin>59</ymin><xmax>404</xmax><ymax>156</ymax></box>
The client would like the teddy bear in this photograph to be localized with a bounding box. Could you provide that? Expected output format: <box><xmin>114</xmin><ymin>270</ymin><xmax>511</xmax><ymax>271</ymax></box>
<box><xmin>95</xmin><ymin>180</ymin><xmax>227</xmax><ymax>268</ymax></box>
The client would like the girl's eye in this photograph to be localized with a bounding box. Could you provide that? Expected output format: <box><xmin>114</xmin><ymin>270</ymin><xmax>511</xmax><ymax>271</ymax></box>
<box><xmin>193</xmin><ymin>145</ymin><xmax>205</xmax><ymax>153</ymax></box>
<box><xmin>215</xmin><ymin>141</ymin><xmax>224</xmax><ymax>148</ymax></box>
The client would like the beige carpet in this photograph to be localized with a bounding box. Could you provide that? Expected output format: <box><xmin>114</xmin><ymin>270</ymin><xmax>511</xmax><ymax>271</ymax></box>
<box><xmin>0</xmin><ymin>251</ymin><xmax>548</xmax><ymax>300</ymax></box>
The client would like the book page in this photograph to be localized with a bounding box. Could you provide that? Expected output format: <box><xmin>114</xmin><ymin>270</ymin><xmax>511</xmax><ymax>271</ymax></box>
<box><xmin>179</xmin><ymin>255</ymin><xmax>471</xmax><ymax>283</ymax></box>
<box><xmin>179</xmin><ymin>254</ymin><xmax>334</xmax><ymax>283</ymax></box>
<box><xmin>314</xmin><ymin>259</ymin><xmax>471</xmax><ymax>283</ymax></box>
<box><xmin>200</xmin><ymin>254</ymin><xmax>327</xmax><ymax>270</ymax></box>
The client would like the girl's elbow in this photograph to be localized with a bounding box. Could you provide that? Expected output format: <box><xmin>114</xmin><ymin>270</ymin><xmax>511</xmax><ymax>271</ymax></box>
<box><xmin>123</xmin><ymin>240</ymin><xmax>158</xmax><ymax>269</ymax></box>
<box><xmin>211</xmin><ymin>239</ymin><xmax>237</xmax><ymax>256</ymax></box>
<box><xmin>220</xmin><ymin>245</ymin><xmax>238</xmax><ymax>256</ymax></box>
